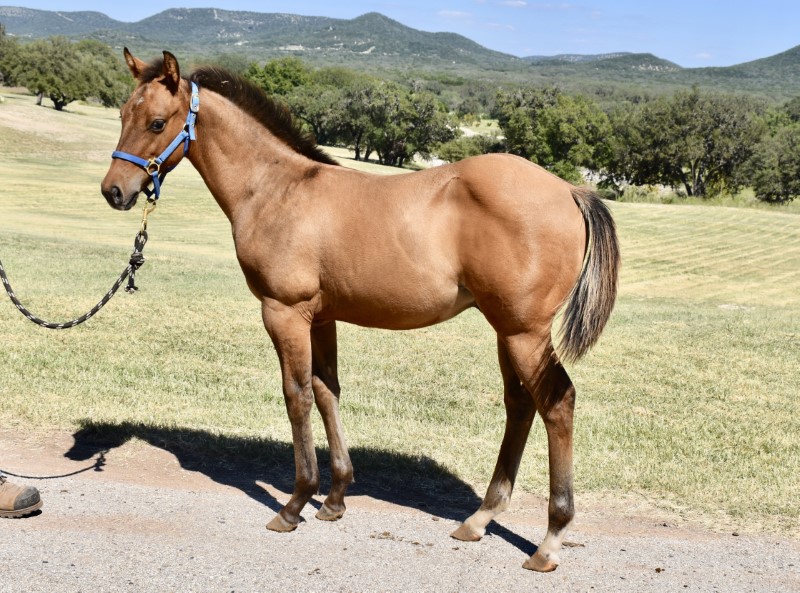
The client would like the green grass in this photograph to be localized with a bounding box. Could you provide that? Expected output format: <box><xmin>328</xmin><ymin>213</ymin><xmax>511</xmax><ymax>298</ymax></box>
<box><xmin>2</xmin><ymin>89</ymin><xmax>799</xmax><ymax>535</ymax></box>
<box><xmin>459</xmin><ymin>118</ymin><xmax>502</xmax><ymax>137</ymax></box>
<box><xmin>611</xmin><ymin>183</ymin><xmax>800</xmax><ymax>213</ymax></box>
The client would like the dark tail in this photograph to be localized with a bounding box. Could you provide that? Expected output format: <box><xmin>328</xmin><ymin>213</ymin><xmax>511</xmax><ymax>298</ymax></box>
<box><xmin>557</xmin><ymin>188</ymin><xmax>621</xmax><ymax>363</ymax></box>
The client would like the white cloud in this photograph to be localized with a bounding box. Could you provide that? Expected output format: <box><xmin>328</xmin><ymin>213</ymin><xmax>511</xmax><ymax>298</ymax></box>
<box><xmin>502</xmin><ymin>1</ymin><xmax>528</xmax><ymax>7</ymax></box>
<box><xmin>695</xmin><ymin>52</ymin><xmax>713</xmax><ymax>61</ymax></box>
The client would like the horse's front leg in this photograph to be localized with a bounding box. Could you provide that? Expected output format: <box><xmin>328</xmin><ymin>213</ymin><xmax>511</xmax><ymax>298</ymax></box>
<box><xmin>261</xmin><ymin>299</ymin><xmax>318</xmax><ymax>532</ymax></box>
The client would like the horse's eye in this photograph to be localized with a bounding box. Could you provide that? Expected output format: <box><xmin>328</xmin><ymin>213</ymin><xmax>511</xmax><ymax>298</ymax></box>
<box><xmin>150</xmin><ymin>120</ymin><xmax>166</xmax><ymax>132</ymax></box>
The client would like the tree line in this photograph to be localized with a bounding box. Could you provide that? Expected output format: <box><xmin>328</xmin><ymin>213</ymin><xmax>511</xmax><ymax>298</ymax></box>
<box><xmin>245</xmin><ymin>57</ymin><xmax>459</xmax><ymax>167</ymax></box>
<box><xmin>1</xmin><ymin>28</ymin><xmax>798</xmax><ymax>203</ymax></box>
<box><xmin>244</xmin><ymin>56</ymin><xmax>800</xmax><ymax>203</ymax></box>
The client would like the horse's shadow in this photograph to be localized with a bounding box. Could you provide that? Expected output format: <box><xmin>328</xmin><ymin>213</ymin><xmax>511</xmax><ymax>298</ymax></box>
<box><xmin>65</xmin><ymin>420</ymin><xmax>537</xmax><ymax>556</ymax></box>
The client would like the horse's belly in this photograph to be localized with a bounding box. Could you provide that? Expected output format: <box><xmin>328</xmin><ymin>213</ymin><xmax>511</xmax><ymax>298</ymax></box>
<box><xmin>326</xmin><ymin>283</ymin><xmax>475</xmax><ymax>330</ymax></box>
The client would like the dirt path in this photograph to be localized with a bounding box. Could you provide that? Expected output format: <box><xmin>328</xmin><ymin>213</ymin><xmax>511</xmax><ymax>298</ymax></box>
<box><xmin>1</xmin><ymin>429</ymin><xmax>798</xmax><ymax>593</ymax></box>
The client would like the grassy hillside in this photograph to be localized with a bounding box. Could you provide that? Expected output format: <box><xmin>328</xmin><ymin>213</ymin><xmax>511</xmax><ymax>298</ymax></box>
<box><xmin>1</xmin><ymin>89</ymin><xmax>798</xmax><ymax>534</ymax></box>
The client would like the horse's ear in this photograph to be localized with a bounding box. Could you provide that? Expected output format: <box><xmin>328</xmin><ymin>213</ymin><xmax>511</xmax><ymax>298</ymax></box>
<box><xmin>162</xmin><ymin>51</ymin><xmax>181</xmax><ymax>94</ymax></box>
<box><xmin>123</xmin><ymin>47</ymin><xmax>147</xmax><ymax>80</ymax></box>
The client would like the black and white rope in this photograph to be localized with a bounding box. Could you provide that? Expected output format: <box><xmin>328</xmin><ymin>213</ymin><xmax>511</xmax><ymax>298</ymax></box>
<box><xmin>0</xmin><ymin>231</ymin><xmax>148</xmax><ymax>330</ymax></box>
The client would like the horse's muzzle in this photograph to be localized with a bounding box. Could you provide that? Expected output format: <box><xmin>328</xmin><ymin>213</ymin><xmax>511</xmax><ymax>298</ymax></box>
<box><xmin>101</xmin><ymin>184</ymin><xmax>139</xmax><ymax>211</ymax></box>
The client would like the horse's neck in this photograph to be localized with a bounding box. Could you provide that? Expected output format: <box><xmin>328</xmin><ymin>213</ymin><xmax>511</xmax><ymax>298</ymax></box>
<box><xmin>187</xmin><ymin>91</ymin><xmax>314</xmax><ymax>222</ymax></box>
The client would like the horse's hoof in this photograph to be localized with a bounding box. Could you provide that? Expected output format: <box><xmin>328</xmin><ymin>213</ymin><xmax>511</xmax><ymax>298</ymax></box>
<box><xmin>450</xmin><ymin>522</ymin><xmax>483</xmax><ymax>542</ymax></box>
<box><xmin>315</xmin><ymin>503</ymin><xmax>345</xmax><ymax>522</ymax></box>
<box><xmin>522</xmin><ymin>551</ymin><xmax>559</xmax><ymax>572</ymax></box>
<box><xmin>266</xmin><ymin>513</ymin><xmax>299</xmax><ymax>532</ymax></box>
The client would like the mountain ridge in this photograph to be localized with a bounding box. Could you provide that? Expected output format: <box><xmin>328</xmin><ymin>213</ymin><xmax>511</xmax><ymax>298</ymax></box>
<box><xmin>2</xmin><ymin>6</ymin><xmax>799</xmax><ymax>100</ymax></box>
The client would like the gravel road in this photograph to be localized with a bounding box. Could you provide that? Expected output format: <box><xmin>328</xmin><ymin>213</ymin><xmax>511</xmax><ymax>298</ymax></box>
<box><xmin>1</xmin><ymin>430</ymin><xmax>798</xmax><ymax>593</ymax></box>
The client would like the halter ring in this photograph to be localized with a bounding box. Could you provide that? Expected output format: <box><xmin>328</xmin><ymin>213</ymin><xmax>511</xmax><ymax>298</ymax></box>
<box><xmin>145</xmin><ymin>158</ymin><xmax>161</xmax><ymax>176</ymax></box>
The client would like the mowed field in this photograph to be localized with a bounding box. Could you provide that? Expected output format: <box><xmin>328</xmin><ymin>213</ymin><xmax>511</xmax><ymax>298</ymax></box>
<box><xmin>1</xmin><ymin>90</ymin><xmax>798</xmax><ymax>536</ymax></box>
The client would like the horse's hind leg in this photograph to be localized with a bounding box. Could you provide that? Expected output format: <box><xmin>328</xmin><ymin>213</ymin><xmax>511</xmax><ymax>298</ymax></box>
<box><xmin>310</xmin><ymin>321</ymin><xmax>353</xmax><ymax>521</ymax></box>
<box><xmin>451</xmin><ymin>336</ymin><xmax>537</xmax><ymax>541</ymax></box>
<box><xmin>507</xmin><ymin>332</ymin><xmax>577</xmax><ymax>573</ymax></box>
<box><xmin>452</xmin><ymin>329</ymin><xmax>576</xmax><ymax>572</ymax></box>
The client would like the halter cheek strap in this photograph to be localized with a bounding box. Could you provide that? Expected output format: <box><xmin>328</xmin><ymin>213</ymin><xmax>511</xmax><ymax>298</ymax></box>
<box><xmin>111</xmin><ymin>81</ymin><xmax>200</xmax><ymax>202</ymax></box>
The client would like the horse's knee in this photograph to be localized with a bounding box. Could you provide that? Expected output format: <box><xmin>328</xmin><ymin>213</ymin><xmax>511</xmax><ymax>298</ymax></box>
<box><xmin>284</xmin><ymin>379</ymin><xmax>314</xmax><ymax>417</ymax></box>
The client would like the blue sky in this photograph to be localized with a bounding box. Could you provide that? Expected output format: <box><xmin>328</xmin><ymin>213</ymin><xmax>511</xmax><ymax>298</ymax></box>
<box><xmin>6</xmin><ymin>1</ymin><xmax>800</xmax><ymax>68</ymax></box>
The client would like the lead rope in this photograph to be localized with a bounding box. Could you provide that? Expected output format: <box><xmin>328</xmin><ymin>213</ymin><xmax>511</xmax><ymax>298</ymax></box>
<box><xmin>2</xmin><ymin>82</ymin><xmax>199</xmax><ymax>330</ymax></box>
<box><xmin>0</xmin><ymin>202</ymin><xmax>155</xmax><ymax>330</ymax></box>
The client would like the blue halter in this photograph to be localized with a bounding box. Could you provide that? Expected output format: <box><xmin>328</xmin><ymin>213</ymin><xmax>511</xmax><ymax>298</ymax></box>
<box><xmin>111</xmin><ymin>82</ymin><xmax>200</xmax><ymax>202</ymax></box>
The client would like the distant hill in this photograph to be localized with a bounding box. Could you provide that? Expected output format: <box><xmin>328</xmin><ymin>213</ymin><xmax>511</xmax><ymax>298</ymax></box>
<box><xmin>0</xmin><ymin>6</ymin><xmax>119</xmax><ymax>35</ymax></box>
<box><xmin>722</xmin><ymin>45</ymin><xmax>800</xmax><ymax>88</ymax></box>
<box><xmin>0</xmin><ymin>7</ymin><xmax>524</xmax><ymax>71</ymax></box>
<box><xmin>2</xmin><ymin>6</ymin><xmax>800</xmax><ymax>101</ymax></box>
<box><xmin>523</xmin><ymin>52</ymin><xmax>635</xmax><ymax>64</ymax></box>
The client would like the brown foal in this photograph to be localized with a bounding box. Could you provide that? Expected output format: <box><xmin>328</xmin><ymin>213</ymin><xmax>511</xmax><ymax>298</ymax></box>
<box><xmin>101</xmin><ymin>50</ymin><xmax>620</xmax><ymax>572</ymax></box>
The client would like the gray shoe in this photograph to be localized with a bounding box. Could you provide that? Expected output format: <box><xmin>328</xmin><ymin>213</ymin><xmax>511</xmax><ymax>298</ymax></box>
<box><xmin>0</xmin><ymin>474</ymin><xmax>42</xmax><ymax>518</ymax></box>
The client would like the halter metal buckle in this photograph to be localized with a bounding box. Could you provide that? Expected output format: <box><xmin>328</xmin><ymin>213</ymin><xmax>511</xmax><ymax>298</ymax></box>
<box><xmin>145</xmin><ymin>158</ymin><xmax>161</xmax><ymax>176</ymax></box>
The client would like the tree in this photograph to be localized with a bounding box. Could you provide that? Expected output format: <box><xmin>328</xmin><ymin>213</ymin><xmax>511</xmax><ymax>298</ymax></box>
<box><xmin>210</xmin><ymin>52</ymin><xmax>250</xmax><ymax>75</ymax></box>
<box><xmin>493</xmin><ymin>86</ymin><xmax>559</xmax><ymax>159</ymax></box>
<box><xmin>13</xmin><ymin>37</ymin><xmax>86</xmax><ymax>109</ymax></box>
<box><xmin>338</xmin><ymin>75</ymin><xmax>382</xmax><ymax>161</ymax></box>
<box><xmin>604</xmin><ymin>88</ymin><xmax>765</xmax><ymax>196</ymax></box>
<box><xmin>455</xmin><ymin>81</ymin><xmax>495</xmax><ymax>120</ymax></box>
<box><xmin>245</xmin><ymin>57</ymin><xmax>312</xmax><ymax>97</ymax></box>
<box><xmin>537</xmin><ymin>93</ymin><xmax>611</xmax><ymax>182</ymax></box>
<box><xmin>743</xmin><ymin>123</ymin><xmax>800</xmax><ymax>203</ymax></box>
<box><xmin>285</xmin><ymin>83</ymin><xmax>346</xmax><ymax>147</ymax></box>
<box><xmin>403</xmin><ymin>90</ymin><xmax>460</xmax><ymax>162</ymax></box>
<box><xmin>493</xmin><ymin>86</ymin><xmax>610</xmax><ymax>183</ymax></box>
<box><xmin>437</xmin><ymin>134</ymin><xmax>502</xmax><ymax>163</ymax></box>
<box><xmin>0</xmin><ymin>22</ymin><xmax>21</xmax><ymax>85</ymax></box>
<box><xmin>784</xmin><ymin>95</ymin><xmax>800</xmax><ymax>123</ymax></box>
<box><xmin>12</xmin><ymin>37</ymin><xmax>131</xmax><ymax>110</ymax></box>
<box><xmin>356</xmin><ymin>83</ymin><xmax>458</xmax><ymax>167</ymax></box>
<box><xmin>74</xmin><ymin>40</ymin><xmax>132</xmax><ymax>108</ymax></box>
<box><xmin>247</xmin><ymin>58</ymin><xmax>458</xmax><ymax>167</ymax></box>
<box><xmin>361</xmin><ymin>80</ymin><xmax>408</xmax><ymax>166</ymax></box>
<box><xmin>282</xmin><ymin>66</ymin><xmax>379</xmax><ymax>149</ymax></box>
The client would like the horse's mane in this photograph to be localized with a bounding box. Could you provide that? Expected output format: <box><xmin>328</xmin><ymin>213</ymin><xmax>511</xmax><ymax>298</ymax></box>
<box><xmin>138</xmin><ymin>58</ymin><xmax>337</xmax><ymax>166</ymax></box>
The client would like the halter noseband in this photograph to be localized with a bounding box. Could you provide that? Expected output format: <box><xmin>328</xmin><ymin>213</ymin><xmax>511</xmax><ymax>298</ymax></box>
<box><xmin>111</xmin><ymin>81</ymin><xmax>200</xmax><ymax>202</ymax></box>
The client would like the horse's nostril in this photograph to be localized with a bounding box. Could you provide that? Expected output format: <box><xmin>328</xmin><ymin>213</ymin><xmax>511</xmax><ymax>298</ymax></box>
<box><xmin>102</xmin><ymin>185</ymin><xmax>123</xmax><ymax>204</ymax></box>
<box><xmin>101</xmin><ymin>184</ymin><xmax>129</xmax><ymax>209</ymax></box>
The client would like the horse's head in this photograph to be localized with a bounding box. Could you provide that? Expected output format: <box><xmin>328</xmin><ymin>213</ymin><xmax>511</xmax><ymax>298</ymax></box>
<box><xmin>101</xmin><ymin>49</ymin><xmax>194</xmax><ymax>210</ymax></box>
